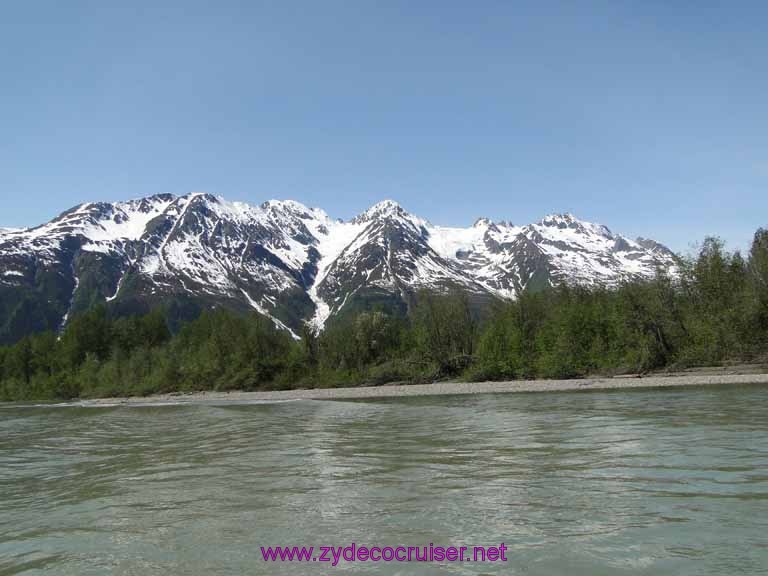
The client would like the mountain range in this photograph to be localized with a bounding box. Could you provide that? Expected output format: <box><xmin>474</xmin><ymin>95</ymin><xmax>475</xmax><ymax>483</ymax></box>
<box><xmin>0</xmin><ymin>193</ymin><xmax>677</xmax><ymax>343</ymax></box>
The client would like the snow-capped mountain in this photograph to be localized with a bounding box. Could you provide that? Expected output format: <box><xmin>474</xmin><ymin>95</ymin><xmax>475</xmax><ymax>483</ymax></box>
<box><xmin>0</xmin><ymin>193</ymin><xmax>677</xmax><ymax>343</ymax></box>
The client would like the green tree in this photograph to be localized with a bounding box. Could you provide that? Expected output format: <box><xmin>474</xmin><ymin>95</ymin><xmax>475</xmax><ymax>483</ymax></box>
<box><xmin>411</xmin><ymin>290</ymin><xmax>476</xmax><ymax>377</ymax></box>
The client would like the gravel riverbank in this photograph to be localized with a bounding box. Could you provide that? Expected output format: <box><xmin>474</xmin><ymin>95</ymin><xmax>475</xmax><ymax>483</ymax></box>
<box><xmin>81</xmin><ymin>371</ymin><xmax>768</xmax><ymax>406</ymax></box>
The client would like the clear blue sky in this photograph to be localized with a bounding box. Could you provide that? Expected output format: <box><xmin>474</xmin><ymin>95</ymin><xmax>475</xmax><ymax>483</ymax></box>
<box><xmin>1</xmin><ymin>1</ymin><xmax>766</xmax><ymax>253</ymax></box>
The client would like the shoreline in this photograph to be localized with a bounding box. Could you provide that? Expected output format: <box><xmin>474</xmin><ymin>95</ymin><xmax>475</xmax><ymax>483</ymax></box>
<box><xmin>79</xmin><ymin>370</ymin><xmax>768</xmax><ymax>406</ymax></box>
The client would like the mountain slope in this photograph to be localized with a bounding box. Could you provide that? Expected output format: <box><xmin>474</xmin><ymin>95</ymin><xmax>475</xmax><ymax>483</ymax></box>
<box><xmin>0</xmin><ymin>194</ymin><xmax>678</xmax><ymax>343</ymax></box>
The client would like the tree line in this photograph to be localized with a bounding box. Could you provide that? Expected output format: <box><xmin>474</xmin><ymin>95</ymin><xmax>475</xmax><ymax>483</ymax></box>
<box><xmin>1</xmin><ymin>229</ymin><xmax>767</xmax><ymax>401</ymax></box>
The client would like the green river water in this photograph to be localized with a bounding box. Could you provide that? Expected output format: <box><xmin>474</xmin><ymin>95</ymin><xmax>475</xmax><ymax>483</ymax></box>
<box><xmin>1</xmin><ymin>385</ymin><xmax>767</xmax><ymax>574</ymax></box>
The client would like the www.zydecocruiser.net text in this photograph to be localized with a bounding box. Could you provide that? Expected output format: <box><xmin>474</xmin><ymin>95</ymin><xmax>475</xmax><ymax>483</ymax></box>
<box><xmin>260</xmin><ymin>543</ymin><xmax>509</xmax><ymax>566</ymax></box>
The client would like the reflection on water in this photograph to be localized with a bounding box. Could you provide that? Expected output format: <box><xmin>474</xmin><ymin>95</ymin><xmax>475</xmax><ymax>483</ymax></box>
<box><xmin>1</xmin><ymin>385</ymin><xmax>768</xmax><ymax>575</ymax></box>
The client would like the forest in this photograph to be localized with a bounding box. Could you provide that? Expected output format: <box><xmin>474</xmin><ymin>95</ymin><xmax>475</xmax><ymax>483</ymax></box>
<box><xmin>1</xmin><ymin>229</ymin><xmax>767</xmax><ymax>401</ymax></box>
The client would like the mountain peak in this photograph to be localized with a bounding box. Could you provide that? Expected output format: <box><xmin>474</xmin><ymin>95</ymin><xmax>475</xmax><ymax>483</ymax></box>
<box><xmin>351</xmin><ymin>199</ymin><xmax>407</xmax><ymax>224</ymax></box>
<box><xmin>536</xmin><ymin>212</ymin><xmax>616</xmax><ymax>239</ymax></box>
<box><xmin>260</xmin><ymin>198</ymin><xmax>322</xmax><ymax>218</ymax></box>
<box><xmin>262</xmin><ymin>199</ymin><xmax>310</xmax><ymax>211</ymax></box>
<box><xmin>539</xmin><ymin>212</ymin><xmax>580</xmax><ymax>227</ymax></box>
<box><xmin>636</xmin><ymin>237</ymin><xmax>675</xmax><ymax>257</ymax></box>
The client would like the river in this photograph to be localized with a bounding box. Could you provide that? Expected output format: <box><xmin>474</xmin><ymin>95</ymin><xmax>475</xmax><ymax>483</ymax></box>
<box><xmin>2</xmin><ymin>385</ymin><xmax>767</xmax><ymax>574</ymax></box>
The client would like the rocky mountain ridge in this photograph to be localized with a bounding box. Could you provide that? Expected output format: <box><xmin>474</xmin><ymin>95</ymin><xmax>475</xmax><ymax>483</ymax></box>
<box><xmin>0</xmin><ymin>193</ymin><xmax>677</xmax><ymax>343</ymax></box>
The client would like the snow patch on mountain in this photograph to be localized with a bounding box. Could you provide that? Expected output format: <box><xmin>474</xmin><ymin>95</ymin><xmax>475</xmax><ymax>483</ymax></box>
<box><xmin>240</xmin><ymin>288</ymin><xmax>300</xmax><ymax>340</ymax></box>
<box><xmin>82</xmin><ymin>198</ymin><xmax>174</xmax><ymax>244</ymax></box>
<box><xmin>306</xmin><ymin>219</ymin><xmax>367</xmax><ymax>330</ymax></box>
<box><xmin>428</xmin><ymin>225</ymin><xmax>486</xmax><ymax>259</ymax></box>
